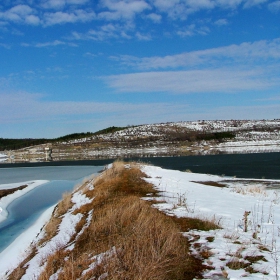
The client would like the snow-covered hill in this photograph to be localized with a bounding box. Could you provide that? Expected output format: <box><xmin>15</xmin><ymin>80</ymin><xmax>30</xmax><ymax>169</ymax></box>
<box><xmin>2</xmin><ymin>119</ymin><xmax>280</xmax><ymax>162</ymax></box>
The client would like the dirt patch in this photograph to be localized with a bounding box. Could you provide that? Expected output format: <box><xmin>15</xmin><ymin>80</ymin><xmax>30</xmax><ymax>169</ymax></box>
<box><xmin>0</xmin><ymin>184</ymin><xmax>28</xmax><ymax>199</ymax></box>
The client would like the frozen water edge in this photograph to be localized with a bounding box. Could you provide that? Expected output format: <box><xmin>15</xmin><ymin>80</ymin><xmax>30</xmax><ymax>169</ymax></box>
<box><xmin>0</xmin><ymin>205</ymin><xmax>56</xmax><ymax>278</ymax></box>
<box><xmin>0</xmin><ymin>180</ymin><xmax>49</xmax><ymax>223</ymax></box>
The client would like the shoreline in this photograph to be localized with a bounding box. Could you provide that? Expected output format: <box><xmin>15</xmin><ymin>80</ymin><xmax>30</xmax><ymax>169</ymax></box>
<box><xmin>1</xmin><ymin>140</ymin><xmax>280</xmax><ymax>164</ymax></box>
<box><xmin>0</xmin><ymin>180</ymin><xmax>49</xmax><ymax>223</ymax></box>
<box><xmin>0</xmin><ymin>204</ymin><xmax>56</xmax><ymax>278</ymax></box>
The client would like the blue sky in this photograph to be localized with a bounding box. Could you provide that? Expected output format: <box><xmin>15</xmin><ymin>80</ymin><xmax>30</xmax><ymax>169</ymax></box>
<box><xmin>0</xmin><ymin>0</ymin><xmax>279</xmax><ymax>138</ymax></box>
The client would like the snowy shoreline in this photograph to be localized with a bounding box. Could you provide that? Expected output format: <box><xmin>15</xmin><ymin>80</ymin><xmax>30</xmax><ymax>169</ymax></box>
<box><xmin>0</xmin><ymin>180</ymin><xmax>50</xmax><ymax>277</ymax></box>
<box><xmin>0</xmin><ymin>205</ymin><xmax>56</xmax><ymax>277</ymax></box>
<box><xmin>0</xmin><ymin>180</ymin><xmax>49</xmax><ymax>223</ymax></box>
<box><xmin>2</xmin><ymin>164</ymin><xmax>280</xmax><ymax>279</ymax></box>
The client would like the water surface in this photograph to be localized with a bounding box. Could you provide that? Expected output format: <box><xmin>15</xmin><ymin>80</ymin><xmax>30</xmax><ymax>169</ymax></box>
<box><xmin>0</xmin><ymin>165</ymin><xmax>103</xmax><ymax>253</ymax></box>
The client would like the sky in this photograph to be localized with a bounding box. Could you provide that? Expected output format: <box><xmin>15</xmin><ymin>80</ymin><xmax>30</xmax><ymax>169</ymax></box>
<box><xmin>0</xmin><ymin>0</ymin><xmax>279</xmax><ymax>138</ymax></box>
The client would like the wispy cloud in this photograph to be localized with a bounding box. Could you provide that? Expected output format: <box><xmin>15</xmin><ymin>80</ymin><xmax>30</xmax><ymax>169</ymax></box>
<box><xmin>70</xmin><ymin>22</ymin><xmax>133</xmax><ymax>41</ymax></box>
<box><xmin>214</xmin><ymin>18</ymin><xmax>228</xmax><ymax>26</ymax></box>
<box><xmin>104</xmin><ymin>68</ymin><xmax>278</xmax><ymax>94</ymax></box>
<box><xmin>98</xmin><ymin>0</ymin><xmax>151</xmax><ymax>20</ymax></box>
<box><xmin>177</xmin><ymin>24</ymin><xmax>210</xmax><ymax>37</ymax></box>
<box><xmin>21</xmin><ymin>40</ymin><xmax>77</xmax><ymax>47</ymax></box>
<box><xmin>114</xmin><ymin>38</ymin><xmax>280</xmax><ymax>69</ymax></box>
<box><xmin>0</xmin><ymin>43</ymin><xmax>10</xmax><ymax>49</ymax></box>
<box><xmin>41</xmin><ymin>0</ymin><xmax>90</xmax><ymax>10</ymax></box>
<box><xmin>268</xmin><ymin>0</ymin><xmax>280</xmax><ymax>12</ymax></box>
<box><xmin>0</xmin><ymin>92</ymin><xmax>189</xmax><ymax>124</ymax></box>
<box><xmin>43</xmin><ymin>9</ymin><xmax>96</xmax><ymax>25</ymax></box>
<box><xmin>243</xmin><ymin>0</ymin><xmax>268</xmax><ymax>8</ymax></box>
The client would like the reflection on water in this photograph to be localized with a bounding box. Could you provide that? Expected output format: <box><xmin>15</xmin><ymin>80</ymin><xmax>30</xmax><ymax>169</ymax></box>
<box><xmin>0</xmin><ymin>166</ymin><xmax>103</xmax><ymax>253</ymax></box>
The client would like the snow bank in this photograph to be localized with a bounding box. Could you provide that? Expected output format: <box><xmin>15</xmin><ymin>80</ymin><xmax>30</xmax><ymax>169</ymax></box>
<box><xmin>19</xmin><ymin>191</ymin><xmax>93</xmax><ymax>280</ymax></box>
<box><xmin>0</xmin><ymin>180</ymin><xmax>49</xmax><ymax>223</ymax></box>
<box><xmin>0</xmin><ymin>205</ymin><xmax>56</xmax><ymax>278</ymax></box>
<box><xmin>141</xmin><ymin>165</ymin><xmax>280</xmax><ymax>279</ymax></box>
<box><xmin>0</xmin><ymin>153</ymin><xmax>7</xmax><ymax>162</ymax></box>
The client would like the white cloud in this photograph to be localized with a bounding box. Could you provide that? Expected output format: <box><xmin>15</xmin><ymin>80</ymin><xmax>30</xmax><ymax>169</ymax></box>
<box><xmin>214</xmin><ymin>18</ymin><xmax>228</xmax><ymax>26</ymax></box>
<box><xmin>152</xmin><ymin>0</ymin><xmax>269</xmax><ymax>19</ymax></box>
<box><xmin>177</xmin><ymin>24</ymin><xmax>210</xmax><ymax>37</ymax></box>
<box><xmin>135</xmin><ymin>31</ymin><xmax>151</xmax><ymax>40</ymax></box>
<box><xmin>152</xmin><ymin>0</ymin><xmax>224</xmax><ymax>19</ymax></box>
<box><xmin>0</xmin><ymin>4</ymin><xmax>39</xmax><ymax>25</ymax></box>
<box><xmin>20</xmin><ymin>40</ymin><xmax>77</xmax><ymax>47</ymax></box>
<box><xmin>243</xmin><ymin>0</ymin><xmax>268</xmax><ymax>8</ymax></box>
<box><xmin>268</xmin><ymin>0</ymin><xmax>280</xmax><ymax>12</ymax></box>
<box><xmin>0</xmin><ymin>43</ymin><xmax>10</xmax><ymax>49</ymax></box>
<box><xmin>0</xmin><ymin>0</ymin><xmax>273</xmax><ymax>29</ymax></box>
<box><xmin>70</xmin><ymin>21</ymin><xmax>135</xmax><ymax>41</ymax></box>
<box><xmin>115</xmin><ymin>38</ymin><xmax>280</xmax><ymax>69</ymax></box>
<box><xmin>41</xmin><ymin>0</ymin><xmax>89</xmax><ymax>10</ymax></box>
<box><xmin>35</xmin><ymin>40</ymin><xmax>66</xmax><ymax>47</ymax></box>
<box><xmin>43</xmin><ymin>9</ymin><xmax>96</xmax><ymax>25</ymax></box>
<box><xmin>99</xmin><ymin>0</ymin><xmax>151</xmax><ymax>20</ymax></box>
<box><xmin>25</xmin><ymin>14</ymin><xmax>40</xmax><ymax>25</ymax></box>
<box><xmin>0</xmin><ymin>92</ymin><xmax>190</xmax><ymax>126</ymax></box>
<box><xmin>145</xmin><ymin>12</ymin><xmax>161</xmax><ymax>23</ymax></box>
<box><xmin>104</xmin><ymin>68</ymin><xmax>278</xmax><ymax>94</ymax></box>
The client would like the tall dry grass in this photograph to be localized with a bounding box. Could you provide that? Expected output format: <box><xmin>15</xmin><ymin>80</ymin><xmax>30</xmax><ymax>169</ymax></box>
<box><xmin>11</xmin><ymin>161</ymin><xmax>215</xmax><ymax>280</ymax></box>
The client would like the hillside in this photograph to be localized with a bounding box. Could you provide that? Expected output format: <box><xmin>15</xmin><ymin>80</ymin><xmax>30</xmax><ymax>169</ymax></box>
<box><xmin>1</xmin><ymin>119</ymin><xmax>280</xmax><ymax>162</ymax></box>
<box><xmin>4</xmin><ymin>161</ymin><xmax>280</xmax><ymax>279</ymax></box>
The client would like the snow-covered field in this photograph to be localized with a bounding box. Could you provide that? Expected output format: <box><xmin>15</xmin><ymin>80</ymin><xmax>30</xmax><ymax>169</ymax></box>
<box><xmin>142</xmin><ymin>165</ymin><xmax>280</xmax><ymax>279</ymax></box>
<box><xmin>1</xmin><ymin>164</ymin><xmax>280</xmax><ymax>279</ymax></box>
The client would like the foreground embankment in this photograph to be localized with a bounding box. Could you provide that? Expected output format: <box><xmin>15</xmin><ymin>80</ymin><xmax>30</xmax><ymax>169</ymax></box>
<box><xmin>4</xmin><ymin>161</ymin><xmax>280</xmax><ymax>279</ymax></box>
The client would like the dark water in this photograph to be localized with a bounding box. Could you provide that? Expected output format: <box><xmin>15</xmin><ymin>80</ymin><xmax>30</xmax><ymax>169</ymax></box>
<box><xmin>0</xmin><ymin>166</ymin><xmax>103</xmax><ymax>253</ymax></box>
<box><xmin>129</xmin><ymin>152</ymin><xmax>280</xmax><ymax>179</ymax></box>
<box><xmin>1</xmin><ymin>152</ymin><xmax>279</xmax><ymax>179</ymax></box>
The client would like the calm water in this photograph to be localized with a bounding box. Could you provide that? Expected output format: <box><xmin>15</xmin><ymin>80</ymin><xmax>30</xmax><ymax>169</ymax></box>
<box><xmin>1</xmin><ymin>152</ymin><xmax>279</xmax><ymax>179</ymax></box>
<box><xmin>131</xmin><ymin>152</ymin><xmax>280</xmax><ymax>179</ymax></box>
<box><xmin>0</xmin><ymin>152</ymin><xmax>279</xmax><ymax>253</ymax></box>
<box><xmin>0</xmin><ymin>166</ymin><xmax>103</xmax><ymax>253</ymax></box>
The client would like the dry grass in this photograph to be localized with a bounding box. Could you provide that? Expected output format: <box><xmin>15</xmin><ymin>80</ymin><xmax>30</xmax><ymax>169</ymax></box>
<box><xmin>37</xmin><ymin>192</ymin><xmax>73</xmax><ymax>246</ymax></box>
<box><xmin>55</xmin><ymin>192</ymin><xmax>73</xmax><ymax>217</ymax></box>
<box><xmin>173</xmin><ymin>215</ymin><xmax>221</xmax><ymax>232</ymax></box>
<box><xmin>0</xmin><ymin>184</ymin><xmax>28</xmax><ymax>199</ymax></box>
<box><xmin>232</xmin><ymin>185</ymin><xmax>267</xmax><ymax>196</ymax></box>
<box><xmin>11</xmin><ymin>161</ymin><xmax>219</xmax><ymax>280</ymax></box>
<box><xmin>7</xmin><ymin>245</ymin><xmax>37</xmax><ymax>279</ymax></box>
<box><xmin>192</xmin><ymin>181</ymin><xmax>227</xmax><ymax>188</ymax></box>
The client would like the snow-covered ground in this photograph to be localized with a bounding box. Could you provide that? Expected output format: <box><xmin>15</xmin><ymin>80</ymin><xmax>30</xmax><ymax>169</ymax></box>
<box><xmin>0</xmin><ymin>205</ymin><xmax>55</xmax><ymax>276</ymax></box>
<box><xmin>2</xmin><ymin>164</ymin><xmax>280</xmax><ymax>279</ymax></box>
<box><xmin>64</xmin><ymin>119</ymin><xmax>280</xmax><ymax>144</ymax></box>
<box><xmin>0</xmin><ymin>153</ymin><xmax>7</xmax><ymax>163</ymax></box>
<box><xmin>0</xmin><ymin>179</ymin><xmax>96</xmax><ymax>279</ymax></box>
<box><xmin>142</xmin><ymin>165</ymin><xmax>280</xmax><ymax>279</ymax></box>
